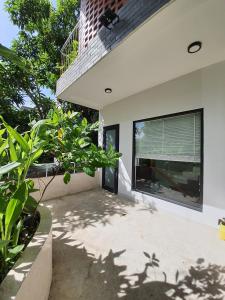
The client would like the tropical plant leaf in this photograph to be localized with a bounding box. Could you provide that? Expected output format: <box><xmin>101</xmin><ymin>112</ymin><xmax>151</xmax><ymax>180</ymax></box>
<box><xmin>5</xmin><ymin>198</ymin><xmax>23</xmax><ymax>240</ymax></box>
<box><xmin>82</xmin><ymin>117</ymin><xmax>87</xmax><ymax>127</ymax></box>
<box><xmin>0</xmin><ymin>118</ymin><xmax>30</xmax><ymax>153</ymax></box>
<box><xmin>0</xmin><ymin>139</ymin><xmax>8</xmax><ymax>155</ymax></box>
<box><xmin>63</xmin><ymin>171</ymin><xmax>71</xmax><ymax>184</ymax></box>
<box><xmin>31</xmin><ymin>148</ymin><xmax>43</xmax><ymax>163</ymax></box>
<box><xmin>0</xmin><ymin>129</ymin><xmax>6</xmax><ymax>136</ymax></box>
<box><xmin>0</xmin><ymin>240</ymin><xmax>9</xmax><ymax>249</ymax></box>
<box><xmin>0</xmin><ymin>161</ymin><xmax>21</xmax><ymax>176</ymax></box>
<box><xmin>8</xmin><ymin>244</ymin><xmax>24</xmax><ymax>259</ymax></box>
<box><xmin>83</xmin><ymin>167</ymin><xmax>95</xmax><ymax>177</ymax></box>
<box><xmin>9</xmin><ymin>136</ymin><xmax>18</xmax><ymax>161</ymax></box>
<box><xmin>5</xmin><ymin>183</ymin><xmax>28</xmax><ymax>239</ymax></box>
<box><xmin>12</xmin><ymin>219</ymin><xmax>23</xmax><ymax>247</ymax></box>
<box><xmin>0</xmin><ymin>43</ymin><xmax>25</xmax><ymax>68</ymax></box>
<box><xmin>31</xmin><ymin>119</ymin><xmax>52</xmax><ymax>131</ymax></box>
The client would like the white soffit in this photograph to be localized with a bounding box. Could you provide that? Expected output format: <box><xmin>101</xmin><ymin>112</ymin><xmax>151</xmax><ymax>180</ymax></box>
<box><xmin>59</xmin><ymin>0</ymin><xmax>225</xmax><ymax>109</ymax></box>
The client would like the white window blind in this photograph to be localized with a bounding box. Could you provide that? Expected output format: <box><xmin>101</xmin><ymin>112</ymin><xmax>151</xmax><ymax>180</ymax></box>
<box><xmin>135</xmin><ymin>112</ymin><xmax>201</xmax><ymax>163</ymax></box>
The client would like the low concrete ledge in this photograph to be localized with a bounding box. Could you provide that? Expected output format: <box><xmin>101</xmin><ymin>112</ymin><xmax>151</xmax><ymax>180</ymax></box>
<box><xmin>32</xmin><ymin>171</ymin><xmax>100</xmax><ymax>201</ymax></box>
<box><xmin>0</xmin><ymin>206</ymin><xmax>52</xmax><ymax>300</ymax></box>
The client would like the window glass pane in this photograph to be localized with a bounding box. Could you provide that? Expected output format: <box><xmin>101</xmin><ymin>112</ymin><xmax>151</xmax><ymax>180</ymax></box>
<box><xmin>136</xmin><ymin>119</ymin><xmax>163</xmax><ymax>157</ymax></box>
<box><xmin>104</xmin><ymin>167</ymin><xmax>115</xmax><ymax>189</ymax></box>
<box><xmin>103</xmin><ymin>127</ymin><xmax>118</xmax><ymax>192</ymax></box>
<box><xmin>134</xmin><ymin>111</ymin><xmax>202</xmax><ymax>209</ymax></box>
<box><xmin>106</xmin><ymin>129</ymin><xmax>116</xmax><ymax>150</ymax></box>
<box><xmin>135</xmin><ymin>159</ymin><xmax>201</xmax><ymax>208</ymax></box>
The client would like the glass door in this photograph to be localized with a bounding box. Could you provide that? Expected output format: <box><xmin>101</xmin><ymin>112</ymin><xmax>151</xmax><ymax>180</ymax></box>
<box><xmin>102</xmin><ymin>124</ymin><xmax>119</xmax><ymax>193</ymax></box>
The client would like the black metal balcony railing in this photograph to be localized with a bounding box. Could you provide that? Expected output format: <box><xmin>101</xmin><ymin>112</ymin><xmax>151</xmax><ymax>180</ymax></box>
<box><xmin>60</xmin><ymin>21</ymin><xmax>80</xmax><ymax>74</ymax></box>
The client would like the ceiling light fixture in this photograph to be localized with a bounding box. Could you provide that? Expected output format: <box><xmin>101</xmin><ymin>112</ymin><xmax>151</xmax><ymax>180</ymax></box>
<box><xmin>105</xmin><ymin>88</ymin><xmax>112</xmax><ymax>94</ymax></box>
<box><xmin>187</xmin><ymin>41</ymin><xmax>202</xmax><ymax>54</ymax></box>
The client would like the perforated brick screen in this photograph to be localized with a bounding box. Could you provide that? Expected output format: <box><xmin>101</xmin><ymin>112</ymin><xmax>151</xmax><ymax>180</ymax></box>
<box><xmin>57</xmin><ymin>0</ymin><xmax>170</xmax><ymax>95</ymax></box>
<box><xmin>80</xmin><ymin>0</ymin><xmax>127</xmax><ymax>50</ymax></box>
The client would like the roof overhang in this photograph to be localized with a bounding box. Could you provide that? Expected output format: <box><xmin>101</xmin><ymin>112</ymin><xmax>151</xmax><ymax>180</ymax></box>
<box><xmin>57</xmin><ymin>0</ymin><xmax>225</xmax><ymax>109</ymax></box>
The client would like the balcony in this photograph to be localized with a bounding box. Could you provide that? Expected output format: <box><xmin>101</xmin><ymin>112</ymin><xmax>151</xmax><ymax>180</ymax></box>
<box><xmin>60</xmin><ymin>0</ymin><xmax>128</xmax><ymax>74</ymax></box>
<box><xmin>57</xmin><ymin>0</ymin><xmax>225</xmax><ymax>110</ymax></box>
<box><xmin>56</xmin><ymin>0</ymin><xmax>172</xmax><ymax>108</ymax></box>
<box><xmin>60</xmin><ymin>21</ymin><xmax>80</xmax><ymax>74</ymax></box>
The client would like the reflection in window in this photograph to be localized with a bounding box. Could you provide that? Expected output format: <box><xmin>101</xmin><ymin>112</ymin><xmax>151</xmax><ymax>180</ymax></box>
<box><xmin>133</xmin><ymin>111</ymin><xmax>203</xmax><ymax>209</ymax></box>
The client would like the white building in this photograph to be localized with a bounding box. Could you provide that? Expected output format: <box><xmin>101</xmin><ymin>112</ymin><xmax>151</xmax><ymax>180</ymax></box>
<box><xmin>57</xmin><ymin>0</ymin><xmax>225</xmax><ymax>227</ymax></box>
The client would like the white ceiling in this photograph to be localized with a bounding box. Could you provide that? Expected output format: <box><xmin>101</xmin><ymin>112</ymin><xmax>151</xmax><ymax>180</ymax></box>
<box><xmin>58</xmin><ymin>0</ymin><xmax>225</xmax><ymax>109</ymax></box>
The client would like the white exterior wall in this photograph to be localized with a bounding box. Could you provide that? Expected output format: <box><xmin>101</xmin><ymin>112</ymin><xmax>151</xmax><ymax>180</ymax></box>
<box><xmin>100</xmin><ymin>61</ymin><xmax>225</xmax><ymax>227</ymax></box>
<box><xmin>32</xmin><ymin>172</ymin><xmax>100</xmax><ymax>201</ymax></box>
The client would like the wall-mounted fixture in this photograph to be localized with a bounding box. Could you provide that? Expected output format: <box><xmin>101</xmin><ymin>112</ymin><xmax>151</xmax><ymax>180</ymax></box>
<box><xmin>99</xmin><ymin>8</ymin><xmax>120</xmax><ymax>30</ymax></box>
<box><xmin>187</xmin><ymin>41</ymin><xmax>202</xmax><ymax>54</ymax></box>
<box><xmin>105</xmin><ymin>88</ymin><xmax>112</xmax><ymax>94</ymax></box>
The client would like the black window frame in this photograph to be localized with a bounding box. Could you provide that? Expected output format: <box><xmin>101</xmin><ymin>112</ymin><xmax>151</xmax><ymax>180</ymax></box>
<box><xmin>132</xmin><ymin>108</ymin><xmax>204</xmax><ymax>211</ymax></box>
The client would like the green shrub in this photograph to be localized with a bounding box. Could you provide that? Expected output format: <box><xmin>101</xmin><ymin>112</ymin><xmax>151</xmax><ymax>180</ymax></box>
<box><xmin>0</xmin><ymin>106</ymin><xmax>121</xmax><ymax>278</ymax></box>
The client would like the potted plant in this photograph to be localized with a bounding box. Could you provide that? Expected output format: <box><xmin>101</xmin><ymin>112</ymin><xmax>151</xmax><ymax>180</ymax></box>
<box><xmin>0</xmin><ymin>106</ymin><xmax>121</xmax><ymax>282</ymax></box>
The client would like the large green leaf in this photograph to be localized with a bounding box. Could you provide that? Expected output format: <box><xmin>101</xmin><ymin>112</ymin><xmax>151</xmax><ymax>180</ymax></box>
<box><xmin>5</xmin><ymin>198</ymin><xmax>23</xmax><ymax>240</ymax></box>
<box><xmin>0</xmin><ymin>161</ymin><xmax>21</xmax><ymax>176</ymax></box>
<box><xmin>63</xmin><ymin>171</ymin><xmax>71</xmax><ymax>184</ymax></box>
<box><xmin>9</xmin><ymin>136</ymin><xmax>18</xmax><ymax>161</ymax></box>
<box><xmin>12</xmin><ymin>220</ymin><xmax>23</xmax><ymax>247</ymax></box>
<box><xmin>78</xmin><ymin>138</ymin><xmax>90</xmax><ymax>148</ymax></box>
<box><xmin>31</xmin><ymin>119</ymin><xmax>52</xmax><ymax>131</ymax></box>
<box><xmin>83</xmin><ymin>167</ymin><xmax>95</xmax><ymax>177</ymax></box>
<box><xmin>0</xmin><ymin>129</ymin><xmax>6</xmax><ymax>137</ymax></box>
<box><xmin>0</xmin><ymin>240</ymin><xmax>9</xmax><ymax>250</ymax></box>
<box><xmin>0</xmin><ymin>44</ymin><xmax>25</xmax><ymax>69</ymax></box>
<box><xmin>1</xmin><ymin>118</ymin><xmax>30</xmax><ymax>153</ymax></box>
<box><xmin>82</xmin><ymin>117</ymin><xmax>87</xmax><ymax>127</ymax></box>
<box><xmin>0</xmin><ymin>139</ymin><xmax>8</xmax><ymax>155</ymax></box>
<box><xmin>7</xmin><ymin>244</ymin><xmax>24</xmax><ymax>260</ymax></box>
<box><xmin>5</xmin><ymin>183</ymin><xmax>28</xmax><ymax>239</ymax></box>
<box><xmin>30</xmin><ymin>148</ymin><xmax>43</xmax><ymax>163</ymax></box>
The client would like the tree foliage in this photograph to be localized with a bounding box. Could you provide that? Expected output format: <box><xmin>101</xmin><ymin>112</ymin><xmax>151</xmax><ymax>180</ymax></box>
<box><xmin>0</xmin><ymin>0</ymin><xmax>80</xmax><ymax>125</ymax></box>
<box><xmin>5</xmin><ymin>0</ymin><xmax>80</xmax><ymax>92</ymax></box>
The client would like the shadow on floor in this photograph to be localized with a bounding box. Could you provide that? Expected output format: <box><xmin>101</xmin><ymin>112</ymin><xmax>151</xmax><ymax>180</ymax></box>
<box><xmin>49</xmin><ymin>233</ymin><xmax>225</xmax><ymax>300</ymax></box>
<box><xmin>50</xmin><ymin>189</ymin><xmax>146</xmax><ymax>230</ymax></box>
<box><xmin>47</xmin><ymin>189</ymin><xmax>225</xmax><ymax>300</ymax></box>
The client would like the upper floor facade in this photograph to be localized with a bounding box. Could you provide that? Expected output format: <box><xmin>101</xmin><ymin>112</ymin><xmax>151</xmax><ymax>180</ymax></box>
<box><xmin>57</xmin><ymin>0</ymin><xmax>171</xmax><ymax>106</ymax></box>
<box><xmin>56</xmin><ymin>0</ymin><xmax>225</xmax><ymax>109</ymax></box>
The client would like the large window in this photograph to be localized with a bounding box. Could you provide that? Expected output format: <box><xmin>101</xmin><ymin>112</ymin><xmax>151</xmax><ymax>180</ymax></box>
<box><xmin>133</xmin><ymin>110</ymin><xmax>203</xmax><ymax>210</ymax></box>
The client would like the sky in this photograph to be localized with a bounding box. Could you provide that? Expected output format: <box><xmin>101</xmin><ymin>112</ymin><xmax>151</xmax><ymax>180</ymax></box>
<box><xmin>0</xmin><ymin>1</ymin><xmax>18</xmax><ymax>48</ymax></box>
<box><xmin>0</xmin><ymin>0</ymin><xmax>55</xmax><ymax>106</ymax></box>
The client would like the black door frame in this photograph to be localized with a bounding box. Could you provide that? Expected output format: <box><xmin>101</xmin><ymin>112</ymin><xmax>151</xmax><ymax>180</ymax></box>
<box><xmin>102</xmin><ymin>124</ymin><xmax>120</xmax><ymax>194</ymax></box>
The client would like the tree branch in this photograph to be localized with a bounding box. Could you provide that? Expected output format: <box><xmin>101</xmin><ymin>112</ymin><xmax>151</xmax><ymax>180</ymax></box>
<box><xmin>36</xmin><ymin>165</ymin><xmax>60</xmax><ymax>205</ymax></box>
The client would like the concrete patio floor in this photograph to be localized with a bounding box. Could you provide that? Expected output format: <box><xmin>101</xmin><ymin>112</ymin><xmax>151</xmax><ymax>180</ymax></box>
<box><xmin>45</xmin><ymin>189</ymin><xmax>225</xmax><ymax>300</ymax></box>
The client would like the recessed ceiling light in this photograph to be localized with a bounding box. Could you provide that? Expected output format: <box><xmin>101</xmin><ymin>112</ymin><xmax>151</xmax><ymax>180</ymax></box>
<box><xmin>105</xmin><ymin>88</ymin><xmax>112</xmax><ymax>94</ymax></box>
<box><xmin>187</xmin><ymin>41</ymin><xmax>202</xmax><ymax>54</ymax></box>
